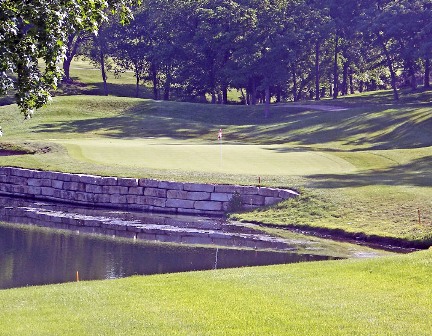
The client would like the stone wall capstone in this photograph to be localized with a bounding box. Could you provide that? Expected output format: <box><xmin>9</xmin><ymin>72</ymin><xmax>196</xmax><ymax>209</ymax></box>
<box><xmin>0</xmin><ymin>167</ymin><xmax>299</xmax><ymax>216</ymax></box>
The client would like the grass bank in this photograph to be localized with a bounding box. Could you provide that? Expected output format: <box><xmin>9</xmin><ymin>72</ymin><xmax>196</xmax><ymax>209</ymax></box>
<box><xmin>0</xmin><ymin>248</ymin><xmax>430</xmax><ymax>335</ymax></box>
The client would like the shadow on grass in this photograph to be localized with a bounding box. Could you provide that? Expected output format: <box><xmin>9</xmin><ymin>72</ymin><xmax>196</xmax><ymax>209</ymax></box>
<box><xmin>307</xmin><ymin>156</ymin><xmax>432</xmax><ymax>188</ymax></box>
<box><xmin>57</xmin><ymin>79</ymin><xmax>155</xmax><ymax>99</ymax></box>
<box><xmin>30</xmin><ymin>95</ymin><xmax>432</xmax><ymax>149</ymax></box>
<box><xmin>0</xmin><ymin>95</ymin><xmax>16</xmax><ymax>107</ymax></box>
<box><xmin>333</xmin><ymin>87</ymin><xmax>432</xmax><ymax>105</ymax></box>
<box><xmin>33</xmin><ymin>100</ymin><xmax>221</xmax><ymax>140</ymax></box>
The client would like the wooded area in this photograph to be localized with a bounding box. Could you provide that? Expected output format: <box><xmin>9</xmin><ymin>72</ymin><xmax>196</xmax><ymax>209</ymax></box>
<box><xmin>76</xmin><ymin>0</ymin><xmax>432</xmax><ymax>104</ymax></box>
<box><xmin>1</xmin><ymin>0</ymin><xmax>432</xmax><ymax>114</ymax></box>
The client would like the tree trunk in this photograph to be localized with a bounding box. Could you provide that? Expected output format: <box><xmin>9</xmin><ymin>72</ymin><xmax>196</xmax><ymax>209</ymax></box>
<box><xmin>240</xmin><ymin>89</ymin><xmax>247</xmax><ymax>105</ymax></box>
<box><xmin>329</xmin><ymin>74</ymin><xmax>333</xmax><ymax>97</ymax></box>
<box><xmin>407</xmin><ymin>60</ymin><xmax>417</xmax><ymax>91</ymax></box>
<box><xmin>275</xmin><ymin>85</ymin><xmax>281</xmax><ymax>103</ymax></box>
<box><xmin>217</xmin><ymin>92</ymin><xmax>223</xmax><ymax>104</ymax></box>
<box><xmin>264</xmin><ymin>85</ymin><xmax>270</xmax><ymax>118</ymax></box>
<box><xmin>349</xmin><ymin>67</ymin><xmax>354</xmax><ymax>94</ymax></box>
<box><xmin>151</xmin><ymin>63</ymin><xmax>158</xmax><ymax>100</ymax></box>
<box><xmin>342</xmin><ymin>60</ymin><xmax>349</xmax><ymax>95</ymax></box>
<box><xmin>245</xmin><ymin>89</ymin><xmax>251</xmax><ymax>105</ymax></box>
<box><xmin>163</xmin><ymin>68</ymin><xmax>171</xmax><ymax>101</ymax></box>
<box><xmin>63</xmin><ymin>33</ymin><xmax>84</xmax><ymax>82</ymax></box>
<box><xmin>320</xmin><ymin>87</ymin><xmax>326</xmax><ymax>98</ymax></box>
<box><xmin>163</xmin><ymin>85</ymin><xmax>170</xmax><ymax>100</ymax></box>
<box><xmin>99</xmin><ymin>48</ymin><xmax>108</xmax><ymax>96</ymax></box>
<box><xmin>378</xmin><ymin>33</ymin><xmax>399</xmax><ymax>101</ymax></box>
<box><xmin>424</xmin><ymin>57</ymin><xmax>430</xmax><ymax>88</ymax></box>
<box><xmin>333</xmin><ymin>36</ymin><xmax>339</xmax><ymax>99</ymax></box>
<box><xmin>222</xmin><ymin>86</ymin><xmax>228</xmax><ymax>104</ymax></box>
<box><xmin>135</xmin><ymin>69</ymin><xmax>140</xmax><ymax>98</ymax></box>
<box><xmin>63</xmin><ymin>58</ymin><xmax>72</xmax><ymax>82</ymax></box>
<box><xmin>292</xmin><ymin>66</ymin><xmax>298</xmax><ymax>102</ymax></box>
<box><xmin>315</xmin><ymin>40</ymin><xmax>320</xmax><ymax>101</ymax></box>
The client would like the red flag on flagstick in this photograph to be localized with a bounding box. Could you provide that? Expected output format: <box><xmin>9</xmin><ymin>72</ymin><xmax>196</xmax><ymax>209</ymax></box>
<box><xmin>218</xmin><ymin>129</ymin><xmax>222</xmax><ymax>140</ymax></box>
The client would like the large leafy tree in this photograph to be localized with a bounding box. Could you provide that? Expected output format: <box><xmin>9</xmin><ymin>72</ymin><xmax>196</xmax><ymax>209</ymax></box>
<box><xmin>109</xmin><ymin>14</ymin><xmax>150</xmax><ymax>98</ymax></box>
<box><xmin>0</xmin><ymin>0</ymin><xmax>136</xmax><ymax>118</ymax></box>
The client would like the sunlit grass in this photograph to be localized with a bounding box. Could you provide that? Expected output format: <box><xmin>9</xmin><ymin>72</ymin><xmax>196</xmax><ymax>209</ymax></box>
<box><xmin>0</xmin><ymin>248</ymin><xmax>431</xmax><ymax>335</ymax></box>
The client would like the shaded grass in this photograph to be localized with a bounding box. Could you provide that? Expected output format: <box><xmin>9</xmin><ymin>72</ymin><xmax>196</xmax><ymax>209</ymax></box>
<box><xmin>1</xmin><ymin>94</ymin><xmax>432</xmax><ymax>150</ymax></box>
<box><xmin>0</xmin><ymin>248</ymin><xmax>431</xmax><ymax>335</ymax></box>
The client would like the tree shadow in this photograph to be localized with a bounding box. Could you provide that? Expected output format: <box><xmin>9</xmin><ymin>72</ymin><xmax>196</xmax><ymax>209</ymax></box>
<box><xmin>30</xmin><ymin>96</ymin><xmax>432</xmax><ymax>150</ymax></box>
<box><xmin>307</xmin><ymin>156</ymin><xmax>432</xmax><ymax>188</ymax></box>
<box><xmin>56</xmin><ymin>79</ymin><xmax>154</xmax><ymax>99</ymax></box>
<box><xmin>265</xmin><ymin>103</ymin><xmax>432</xmax><ymax>150</ymax></box>
<box><xmin>32</xmin><ymin>101</ymin><xmax>219</xmax><ymax>139</ymax></box>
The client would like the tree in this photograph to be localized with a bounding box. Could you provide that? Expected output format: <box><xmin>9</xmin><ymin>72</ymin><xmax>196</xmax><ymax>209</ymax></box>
<box><xmin>63</xmin><ymin>32</ymin><xmax>91</xmax><ymax>82</ymax></box>
<box><xmin>0</xmin><ymin>0</ymin><xmax>137</xmax><ymax>118</ymax></box>
<box><xmin>109</xmin><ymin>16</ymin><xmax>150</xmax><ymax>98</ymax></box>
<box><xmin>81</xmin><ymin>23</ymin><xmax>113</xmax><ymax>96</ymax></box>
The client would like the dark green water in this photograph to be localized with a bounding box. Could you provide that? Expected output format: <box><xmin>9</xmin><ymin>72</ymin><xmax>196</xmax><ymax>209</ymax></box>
<box><xmin>0</xmin><ymin>224</ymin><xmax>332</xmax><ymax>289</ymax></box>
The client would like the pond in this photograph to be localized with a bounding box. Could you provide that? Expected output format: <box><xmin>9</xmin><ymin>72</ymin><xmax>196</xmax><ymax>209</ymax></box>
<box><xmin>0</xmin><ymin>196</ymin><xmax>389</xmax><ymax>289</ymax></box>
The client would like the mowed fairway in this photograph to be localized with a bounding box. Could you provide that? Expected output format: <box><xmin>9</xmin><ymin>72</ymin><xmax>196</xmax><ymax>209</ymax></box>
<box><xmin>58</xmin><ymin>138</ymin><xmax>356</xmax><ymax>175</ymax></box>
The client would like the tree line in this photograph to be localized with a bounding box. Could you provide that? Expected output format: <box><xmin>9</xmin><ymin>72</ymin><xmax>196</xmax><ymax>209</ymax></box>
<box><xmin>71</xmin><ymin>0</ymin><xmax>432</xmax><ymax>106</ymax></box>
<box><xmin>1</xmin><ymin>0</ymin><xmax>431</xmax><ymax>117</ymax></box>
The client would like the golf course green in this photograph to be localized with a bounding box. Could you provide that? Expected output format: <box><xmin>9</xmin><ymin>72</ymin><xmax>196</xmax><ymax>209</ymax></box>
<box><xmin>57</xmin><ymin>139</ymin><xmax>357</xmax><ymax>175</ymax></box>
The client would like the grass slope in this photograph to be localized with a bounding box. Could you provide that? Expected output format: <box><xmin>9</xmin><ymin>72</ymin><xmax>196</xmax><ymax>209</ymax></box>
<box><xmin>0</xmin><ymin>91</ymin><xmax>431</xmax><ymax>245</ymax></box>
<box><xmin>0</xmin><ymin>248</ymin><xmax>431</xmax><ymax>335</ymax></box>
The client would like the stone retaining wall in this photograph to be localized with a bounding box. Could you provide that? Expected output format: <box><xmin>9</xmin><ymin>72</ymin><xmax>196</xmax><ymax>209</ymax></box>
<box><xmin>0</xmin><ymin>167</ymin><xmax>299</xmax><ymax>216</ymax></box>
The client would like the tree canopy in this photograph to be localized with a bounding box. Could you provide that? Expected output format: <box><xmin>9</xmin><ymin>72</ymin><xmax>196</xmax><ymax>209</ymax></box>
<box><xmin>103</xmin><ymin>0</ymin><xmax>431</xmax><ymax>104</ymax></box>
<box><xmin>1</xmin><ymin>0</ymin><xmax>431</xmax><ymax>115</ymax></box>
<box><xmin>0</xmin><ymin>0</ymin><xmax>137</xmax><ymax>118</ymax></box>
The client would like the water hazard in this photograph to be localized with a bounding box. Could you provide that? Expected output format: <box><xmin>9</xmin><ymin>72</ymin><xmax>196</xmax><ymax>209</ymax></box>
<box><xmin>0</xmin><ymin>195</ymin><xmax>383</xmax><ymax>289</ymax></box>
<box><xmin>0</xmin><ymin>224</ymin><xmax>333</xmax><ymax>289</ymax></box>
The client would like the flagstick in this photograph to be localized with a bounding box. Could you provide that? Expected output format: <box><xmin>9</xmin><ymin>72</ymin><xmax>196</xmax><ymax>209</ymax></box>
<box><xmin>219</xmin><ymin>138</ymin><xmax>222</xmax><ymax>166</ymax></box>
<box><xmin>218</xmin><ymin>129</ymin><xmax>223</xmax><ymax>167</ymax></box>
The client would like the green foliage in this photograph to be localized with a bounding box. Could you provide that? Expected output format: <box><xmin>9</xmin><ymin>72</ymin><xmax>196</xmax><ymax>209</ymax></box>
<box><xmin>0</xmin><ymin>0</ymin><xmax>137</xmax><ymax>118</ymax></box>
<box><xmin>226</xmin><ymin>191</ymin><xmax>244</xmax><ymax>213</ymax></box>
<box><xmin>95</xmin><ymin>0</ymin><xmax>432</xmax><ymax>104</ymax></box>
<box><xmin>3</xmin><ymin>0</ymin><xmax>432</xmax><ymax>113</ymax></box>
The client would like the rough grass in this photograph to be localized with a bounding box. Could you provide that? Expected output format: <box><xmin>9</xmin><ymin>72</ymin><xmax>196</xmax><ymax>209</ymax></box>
<box><xmin>0</xmin><ymin>248</ymin><xmax>431</xmax><ymax>335</ymax></box>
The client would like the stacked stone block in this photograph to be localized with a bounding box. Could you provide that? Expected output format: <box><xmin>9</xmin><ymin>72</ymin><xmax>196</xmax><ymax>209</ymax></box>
<box><xmin>0</xmin><ymin>167</ymin><xmax>299</xmax><ymax>216</ymax></box>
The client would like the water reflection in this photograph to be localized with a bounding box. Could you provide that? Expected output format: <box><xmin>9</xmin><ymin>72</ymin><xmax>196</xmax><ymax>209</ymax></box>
<box><xmin>0</xmin><ymin>224</ymin><xmax>332</xmax><ymax>289</ymax></box>
<box><xmin>0</xmin><ymin>196</ymin><xmax>298</xmax><ymax>250</ymax></box>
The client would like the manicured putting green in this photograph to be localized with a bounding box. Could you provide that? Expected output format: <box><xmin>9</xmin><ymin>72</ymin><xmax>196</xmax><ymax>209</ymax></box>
<box><xmin>57</xmin><ymin>139</ymin><xmax>356</xmax><ymax>176</ymax></box>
